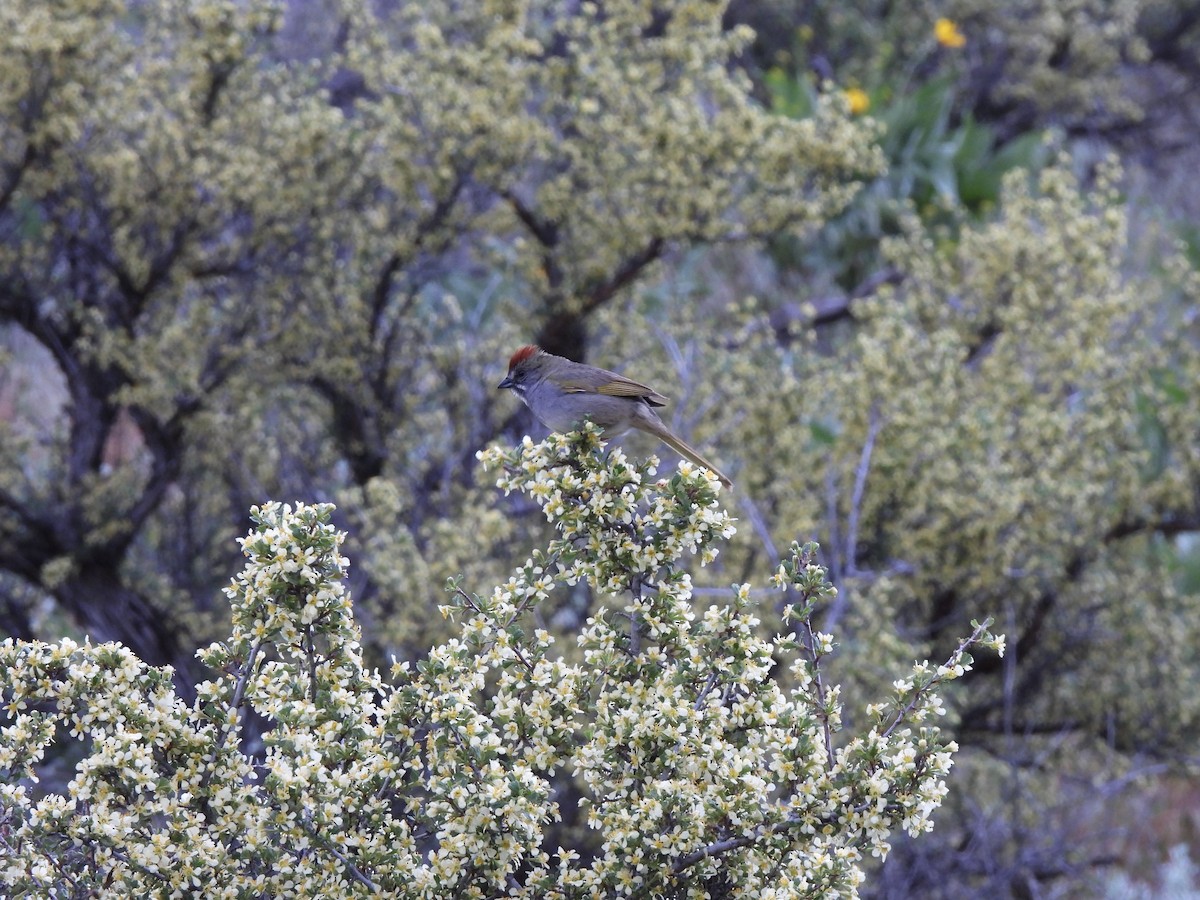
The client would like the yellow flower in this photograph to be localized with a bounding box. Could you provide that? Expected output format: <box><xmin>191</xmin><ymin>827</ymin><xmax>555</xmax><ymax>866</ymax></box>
<box><xmin>844</xmin><ymin>87</ymin><xmax>870</xmax><ymax>115</ymax></box>
<box><xmin>935</xmin><ymin>17</ymin><xmax>966</xmax><ymax>48</ymax></box>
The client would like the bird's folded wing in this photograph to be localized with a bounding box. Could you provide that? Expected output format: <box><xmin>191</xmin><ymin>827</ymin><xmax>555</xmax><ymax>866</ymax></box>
<box><xmin>559</xmin><ymin>374</ymin><xmax>668</xmax><ymax>406</ymax></box>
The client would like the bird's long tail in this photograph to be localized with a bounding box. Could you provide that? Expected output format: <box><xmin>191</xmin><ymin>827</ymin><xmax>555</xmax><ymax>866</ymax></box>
<box><xmin>642</xmin><ymin>419</ymin><xmax>733</xmax><ymax>489</ymax></box>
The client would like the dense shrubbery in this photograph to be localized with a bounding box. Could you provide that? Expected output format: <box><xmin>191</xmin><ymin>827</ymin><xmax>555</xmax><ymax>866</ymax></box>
<box><xmin>0</xmin><ymin>441</ymin><xmax>1001</xmax><ymax>896</ymax></box>
<box><xmin>1</xmin><ymin>0</ymin><xmax>1198</xmax><ymax>895</ymax></box>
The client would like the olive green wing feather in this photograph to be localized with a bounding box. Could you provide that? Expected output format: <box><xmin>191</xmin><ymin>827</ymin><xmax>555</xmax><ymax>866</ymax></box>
<box><xmin>558</xmin><ymin>372</ymin><xmax>669</xmax><ymax>406</ymax></box>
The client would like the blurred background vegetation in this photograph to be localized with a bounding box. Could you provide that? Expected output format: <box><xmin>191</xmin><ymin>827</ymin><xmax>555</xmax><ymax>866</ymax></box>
<box><xmin>2</xmin><ymin>0</ymin><xmax>1200</xmax><ymax>895</ymax></box>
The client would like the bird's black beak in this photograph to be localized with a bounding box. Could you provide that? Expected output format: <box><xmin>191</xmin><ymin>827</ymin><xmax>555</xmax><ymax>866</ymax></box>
<box><xmin>497</xmin><ymin>375</ymin><xmax>514</xmax><ymax>390</ymax></box>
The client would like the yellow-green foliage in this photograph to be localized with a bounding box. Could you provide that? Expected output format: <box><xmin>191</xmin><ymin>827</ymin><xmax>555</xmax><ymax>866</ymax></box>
<box><xmin>547</xmin><ymin>153</ymin><xmax>1200</xmax><ymax>887</ymax></box>
<box><xmin>0</xmin><ymin>468</ymin><xmax>1000</xmax><ymax>897</ymax></box>
<box><xmin>2</xmin><ymin>0</ymin><xmax>1200</xmax><ymax>893</ymax></box>
<box><xmin>549</xmin><ymin>151</ymin><xmax>1200</xmax><ymax>762</ymax></box>
<box><xmin>627</xmin><ymin>159</ymin><xmax>1200</xmax><ymax>743</ymax></box>
<box><xmin>757</xmin><ymin>0</ymin><xmax>1148</xmax><ymax>128</ymax></box>
<box><xmin>0</xmin><ymin>0</ymin><xmax>876</xmax><ymax>670</ymax></box>
<box><xmin>953</xmin><ymin>0</ymin><xmax>1148</xmax><ymax>125</ymax></box>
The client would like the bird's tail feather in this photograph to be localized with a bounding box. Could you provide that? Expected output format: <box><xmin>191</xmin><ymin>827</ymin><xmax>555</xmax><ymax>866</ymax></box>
<box><xmin>644</xmin><ymin>420</ymin><xmax>733</xmax><ymax>489</ymax></box>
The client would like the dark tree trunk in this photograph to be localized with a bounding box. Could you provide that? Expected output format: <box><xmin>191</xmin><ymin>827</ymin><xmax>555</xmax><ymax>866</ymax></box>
<box><xmin>55</xmin><ymin>564</ymin><xmax>205</xmax><ymax>699</ymax></box>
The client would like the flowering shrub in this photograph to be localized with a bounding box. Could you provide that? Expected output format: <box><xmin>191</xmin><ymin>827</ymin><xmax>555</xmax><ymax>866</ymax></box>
<box><xmin>0</xmin><ymin>429</ymin><xmax>1000</xmax><ymax>897</ymax></box>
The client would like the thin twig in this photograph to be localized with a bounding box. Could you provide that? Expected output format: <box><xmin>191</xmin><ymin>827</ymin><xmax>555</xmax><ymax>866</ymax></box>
<box><xmin>823</xmin><ymin>464</ymin><xmax>842</xmax><ymax>586</ymax></box>
<box><xmin>802</xmin><ymin>617</ymin><xmax>836</xmax><ymax>769</ymax></box>
<box><xmin>824</xmin><ymin>407</ymin><xmax>881</xmax><ymax>633</ymax></box>
<box><xmin>844</xmin><ymin>406</ymin><xmax>881</xmax><ymax>579</ymax></box>
<box><xmin>629</xmin><ymin>576</ymin><xmax>643</xmax><ymax>656</ymax></box>
<box><xmin>668</xmin><ymin>800</ymin><xmax>866</xmax><ymax>876</ymax></box>
<box><xmin>300</xmin><ymin>811</ymin><xmax>379</xmax><ymax>891</ymax></box>
<box><xmin>693</xmin><ymin>671</ymin><xmax>719</xmax><ymax>711</ymax></box>
<box><xmin>305</xmin><ymin>624</ymin><xmax>319</xmax><ymax>701</ymax></box>
<box><xmin>451</xmin><ymin>588</ymin><xmax>540</xmax><ymax>676</ymax></box>
<box><xmin>200</xmin><ymin>637</ymin><xmax>262</xmax><ymax>790</ymax></box>
<box><xmin>881</xmin><ymin>618</ymin><xmax>993</xmax><ymax>740</ymax></box>
<box><xmin>739</xmin><ymin>489</ymin><xmax>779</xmax><ymax>567</ymax></box>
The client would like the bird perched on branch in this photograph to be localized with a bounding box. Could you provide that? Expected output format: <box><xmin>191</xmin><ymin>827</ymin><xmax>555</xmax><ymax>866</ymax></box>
<box><xmin>497</xmin><ymin>345</ymin><xmax>732</xmax><ymax>488</ymax></box>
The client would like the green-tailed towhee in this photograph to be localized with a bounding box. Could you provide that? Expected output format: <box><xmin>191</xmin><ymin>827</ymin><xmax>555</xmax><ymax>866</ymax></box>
<box><xmin>497</xmin><ymin>345</ymin><xmax>732</xmax><ymax>488</ymax></box>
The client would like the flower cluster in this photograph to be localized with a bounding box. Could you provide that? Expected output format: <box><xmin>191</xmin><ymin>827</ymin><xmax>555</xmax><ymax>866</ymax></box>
<box><xmin>934</xmin><ymin>18</ymin><xmax>966</xmax><ymax>49</ymax></box>
<box><xmin>0</xmin><ymin>440</ymin><xmax>1000</xmax><ymax>897</ymax></box>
